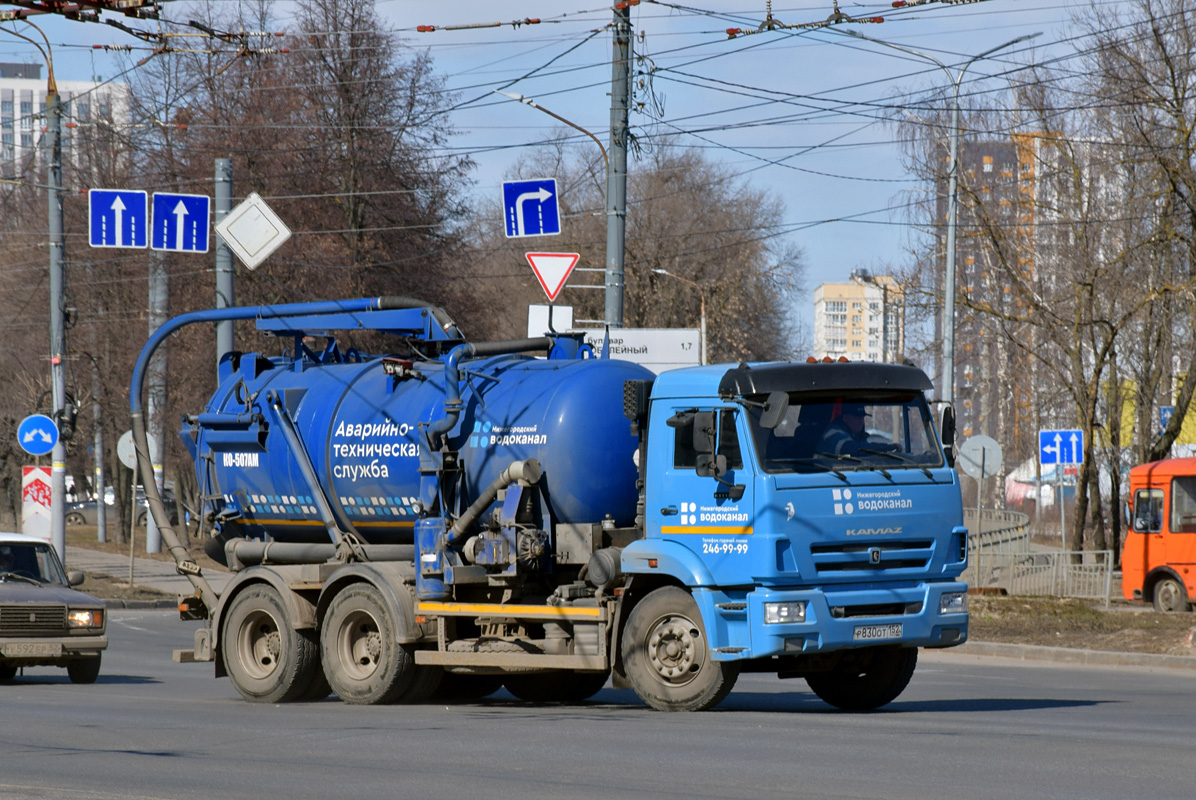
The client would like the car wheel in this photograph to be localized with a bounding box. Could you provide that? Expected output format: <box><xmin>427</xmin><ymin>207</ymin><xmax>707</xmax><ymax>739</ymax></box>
<box><xmin>65</xmin><ymin>512</ymin><xmax>86</xmax><ymax>526</ymax></box>
<box><xmin>67</xmin><ymin>656</ymin><xmax>102</xmax><ymax>684</ymax></box>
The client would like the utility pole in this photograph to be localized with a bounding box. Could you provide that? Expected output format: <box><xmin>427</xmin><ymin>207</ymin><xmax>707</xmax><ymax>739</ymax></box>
<box><xmin>604</xmin><ymin>2</ymin><xmax>633</xmax><ymax>328</ymax></box>
<box><xmin>214</xmin><ymin>158</ymin><xmax>234</xmax><ymax>368</ymax></box>
<box><xmin>146</xmin><ymin>250</ymin><xmax>168</xmax><ymax>553</ymax></box>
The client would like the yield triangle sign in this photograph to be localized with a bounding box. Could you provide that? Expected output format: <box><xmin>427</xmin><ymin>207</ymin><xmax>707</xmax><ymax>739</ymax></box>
<box><xmin>525</xmin><ymin>252</ymin><xmax>580</xmax><ymax>301</ymax></box>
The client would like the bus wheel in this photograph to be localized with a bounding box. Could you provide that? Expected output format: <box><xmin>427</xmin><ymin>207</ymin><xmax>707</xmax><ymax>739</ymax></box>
<box><xmin>1153</xmin><ymin>577</ymin><xmax>1191</xmax><ymax>613</ymax></box>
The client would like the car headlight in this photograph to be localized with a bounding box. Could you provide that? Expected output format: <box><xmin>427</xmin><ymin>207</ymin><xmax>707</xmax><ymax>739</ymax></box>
<box><xmin>764</xmin><ymin>601</ymin><xmax>806</xmax><ymax>624</ymax></box>
<box><xmin>939</xmin><ymin>592</ymin><xmax>967</xmax><ymax>615</ymax></box>
<box><xmin>68</xmin><ymin>609</ymin><xmax>104</xmax><ymax>629</ymax></box>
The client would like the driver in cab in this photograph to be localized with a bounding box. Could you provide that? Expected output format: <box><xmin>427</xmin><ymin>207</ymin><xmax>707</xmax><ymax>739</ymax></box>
<box><xmin>819</xmin><ymin>402</ymin><xmax>896</xmax><ymax>458</ymax></box>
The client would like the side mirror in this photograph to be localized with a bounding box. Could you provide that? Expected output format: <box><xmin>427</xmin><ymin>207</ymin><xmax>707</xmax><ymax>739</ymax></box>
<box><xmin>67</xmin><ymin>570</ymin><xmax>84</xmax><ymax>587</ymax></box>
<box><xmin>696</xmin><ymin>453</ymin><xmax>727</xmax><ymax>479</ymax></box>
<box><xmin>759</xmin><ymin>391</ymin><xmax>789</xmax><ymax>430</ymax></box>
<box><xmin>940</xmin><ymin>406</ymin><xmax>956</xmax><ymax>467</ymax></box>
<box><xmin>692</xmin><ymin>411</ymin><xmax>716</xmax><ymax>454</ymax></box>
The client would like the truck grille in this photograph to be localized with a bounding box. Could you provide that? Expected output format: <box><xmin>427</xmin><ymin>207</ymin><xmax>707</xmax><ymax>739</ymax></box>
<box><xmin>810</xmin><ymin>540</ymin><xmax>933</xmax><ymax>574</ymax></box>
<box><xmin>0</xmin><ymin>605</ymin><xmax>67</xmax><ymax>635</ymax></box>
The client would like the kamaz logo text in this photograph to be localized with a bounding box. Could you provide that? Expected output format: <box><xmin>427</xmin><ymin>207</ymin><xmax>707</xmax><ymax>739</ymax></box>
<box><xmin>845</xmin><ymin>527</ymin><xmax>903</xmax><ymax>536</ymax></box>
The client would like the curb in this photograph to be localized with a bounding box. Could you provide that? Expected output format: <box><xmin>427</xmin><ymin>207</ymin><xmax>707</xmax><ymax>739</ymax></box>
<box><xmin>103</xmin><ymin>598</ymin><xmax>178</xmax><ymax>610</ymax></box>
<box><xmin>951</xmin><ymin>640</ymin><xmax>1196</xmax><ymax>670</ymax></box>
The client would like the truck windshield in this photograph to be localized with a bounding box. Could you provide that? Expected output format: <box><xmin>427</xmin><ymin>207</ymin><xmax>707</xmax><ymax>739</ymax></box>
<box><xmin>746</xmin><ymin>392</ymin><xmax>943</xmax><ymax>474</ymax></box>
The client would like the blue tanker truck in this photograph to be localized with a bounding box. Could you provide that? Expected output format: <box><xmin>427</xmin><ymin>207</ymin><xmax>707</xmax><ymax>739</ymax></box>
<box><xmin>132</xmin><ymin>297</ymin><xmax>968</xmax><ymax>711</ymax></box>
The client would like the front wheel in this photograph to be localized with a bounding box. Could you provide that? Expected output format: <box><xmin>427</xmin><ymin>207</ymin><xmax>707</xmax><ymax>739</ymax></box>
<box><xmin>67</xmin><ymin>656</ymin><xmax>102</xmax><ymax>684</ymax></box>
<box><xmin>65</xmin><ymin>512</ymin><xmax>87</xmax><ymax>526</ymax></box>
<box><xmin>1153</xmin><ymin>577</ymin><xmax>1191</xmax><ymax>613</ymax></box>
<box><xmin>621</xmin><ymin>587</ymin><xmax>739</xmax><ymax>712</ymax></box>
<box><xmin>222</xmin><ymin>585</ymin><xmax>321</xmax><ymax>703</ymax></box>
<box><xmin>805</xmin><ymin>645</ymin><xmax>917</xmax><ymax>711</ymax></box>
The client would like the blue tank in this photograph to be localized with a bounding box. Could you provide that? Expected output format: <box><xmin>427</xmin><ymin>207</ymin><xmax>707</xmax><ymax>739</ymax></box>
<box><xmin>184</xmin><ymin>348</ymin><xmax>653</xmax><ymax>545</ymax></box>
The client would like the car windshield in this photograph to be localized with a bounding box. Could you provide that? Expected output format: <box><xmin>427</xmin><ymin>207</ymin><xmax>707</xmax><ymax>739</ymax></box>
<box><xmin>746</xmin><ymin>391</ymin><xmax>944</xmax><ymax>474</ymax></box>
<box><xmin>0</xmin><ymin>542</ymin><xmax>69</xmax><ymax>585</ymax></box>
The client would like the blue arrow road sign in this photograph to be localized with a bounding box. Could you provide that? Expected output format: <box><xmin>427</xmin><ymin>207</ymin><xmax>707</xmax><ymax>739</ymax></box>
<box><xmin>503</xmin><ymin>179</ymin><xmax>560</xmax><ymax>238</ymax></box>
<box><xmin>1160</xmin><ymin>405</ymin><xmax>1175</xmax><ymax>434</ymax></box>
<box><xmin>1039</xmin><ymin>429</ymin><xmax>1083</xmax><ymax>465</ymax></box>
<box><xmin>88</xmin><ymin>189</ymin><xmax>148</xmax><ymax>249</ymax></box>
<box><xmin>152</xmin><ymin>192</ymin><xmax>210</xmax><ymax>253</ymax></box>
<box><xmin>17</xmin><ymin>414</ymin><xmax>58</xmax><ymax>456</ymax></box>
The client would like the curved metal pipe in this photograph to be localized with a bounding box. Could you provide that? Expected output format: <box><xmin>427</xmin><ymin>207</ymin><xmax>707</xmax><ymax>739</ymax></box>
<box><xmin>447</xmin><ymin>459</ymin><xmax>542</xmax><ymax>546</ymax></box>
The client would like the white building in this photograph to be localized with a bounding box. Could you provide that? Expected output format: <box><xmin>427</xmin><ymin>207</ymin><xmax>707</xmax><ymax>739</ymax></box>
<box><xmin>0</xmin><ymin>63</ymin><xmax>127</xmax><ymax>169</ymax></box>
<box><xmin>813</xmin><ymin>270</ymin><xmax>904</xmax><ymax>363</ymax></box>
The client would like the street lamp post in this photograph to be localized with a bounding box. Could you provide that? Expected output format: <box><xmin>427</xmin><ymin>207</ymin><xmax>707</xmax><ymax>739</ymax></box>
<box><xmin>652</xmin><ymin>269</ymin><xmax>707</xmax><ymax>366</ymax></box>
<box><xmin>3</xmin><ymin>21</ymin><xmax>66</xmax><ymax>558</ymax></box>
<box><xmin>839</xmin><ymin>29</ymin><xmax>1040</xmax><ymax>407</ymax></box>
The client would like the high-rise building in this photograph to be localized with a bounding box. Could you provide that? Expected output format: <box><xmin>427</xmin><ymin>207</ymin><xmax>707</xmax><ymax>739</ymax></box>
<box><xmin>0</xmin><ymin>63</ymin><xmax>127</xmax><ymax>170</ymax></box>
<box><xmin>813</xmin><ymin>270</ymin><xmax>905</xmax><ymax>363</ymax></box>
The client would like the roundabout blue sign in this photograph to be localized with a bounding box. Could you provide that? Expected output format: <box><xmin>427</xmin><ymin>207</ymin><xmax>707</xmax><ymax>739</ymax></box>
<box><xmin>17</xmin><ymin>414</ymin><xmax>58</xmax><ymax>456</ymax></box>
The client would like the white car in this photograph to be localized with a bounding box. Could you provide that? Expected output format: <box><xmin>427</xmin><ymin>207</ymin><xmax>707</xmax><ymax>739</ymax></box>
<box><xmin>0</xmin><ymin>532</ymin><xmax>108</xmax><ymax>683</ymax></box>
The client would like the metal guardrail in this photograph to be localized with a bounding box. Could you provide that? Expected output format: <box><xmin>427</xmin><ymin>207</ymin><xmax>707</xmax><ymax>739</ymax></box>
<box><xmin>963</xmin><ymin>508</ymin><xmax>1113</xmax><ymax>605</ymax></box>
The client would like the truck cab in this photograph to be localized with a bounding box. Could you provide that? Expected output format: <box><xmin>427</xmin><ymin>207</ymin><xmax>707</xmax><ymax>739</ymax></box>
<box><xmin>1123</xmin><ymin>457</ymin><xmax>1196</xmax><ymax>612</ymax></box>
<box><xmin>618</xmin><ymin>361</ymin><xmax>969</xmax><ymax>710</ymax></box>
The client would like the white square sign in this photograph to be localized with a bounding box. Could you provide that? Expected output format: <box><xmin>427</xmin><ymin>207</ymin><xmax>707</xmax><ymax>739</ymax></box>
<box><xmin>215</xmin><ymin>192</ymin><xmax>292</xmax><ymax>270</ymax></box>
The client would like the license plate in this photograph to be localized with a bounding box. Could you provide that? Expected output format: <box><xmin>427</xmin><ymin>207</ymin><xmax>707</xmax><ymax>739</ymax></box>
<box><xmin>2</xmin><ymin>642</ymin><xmax>62</xmax><ymax>657</ymax></box>
<box><xmin>852</xmin><ymin>623</ymin><xmax>902</xmax><ymax>642</ymax></box>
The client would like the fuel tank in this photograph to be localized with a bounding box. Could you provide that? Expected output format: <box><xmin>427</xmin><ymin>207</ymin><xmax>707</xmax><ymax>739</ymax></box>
<box><xmin>183</xmin><ymin>348</ymin><xmax>653</xmax><ymax>544</ymax></box>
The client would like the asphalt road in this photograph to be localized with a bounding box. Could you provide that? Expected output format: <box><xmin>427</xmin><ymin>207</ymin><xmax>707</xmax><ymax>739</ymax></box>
<box><xmin>0</xmin><ymin>609</ymin><xmax>1191</xmax><ymax>800</ymax></box>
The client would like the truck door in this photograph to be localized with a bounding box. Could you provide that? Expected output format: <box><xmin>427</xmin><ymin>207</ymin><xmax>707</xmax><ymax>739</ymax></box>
<box><xmin>648</xmin><ymin>406</ymin><xmax>756</xmax><ymax>585</ymax></box>
<box><xmin>1129</xmin><ymin>487</ymin><xmax>1164</xmax><ymax>578</ymax></box>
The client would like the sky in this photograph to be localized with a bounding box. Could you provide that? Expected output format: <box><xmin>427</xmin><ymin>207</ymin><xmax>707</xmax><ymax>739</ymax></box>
<box><xmin>0</xmin><ymin>0</ymin><xmax>1122</xmax><ymax>340</ymax></box>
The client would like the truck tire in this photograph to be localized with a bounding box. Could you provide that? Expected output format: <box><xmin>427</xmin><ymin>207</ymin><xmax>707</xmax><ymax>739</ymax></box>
<box><xmin>321</xmin><ymin>583</ymin><xmax>420</xmax><ymax>705</ymax></box>
<box><xmin>621</xmin><ymin>586</ymin><xmax>739</xmax><ymax>712</ymax></box>
<box><xmin>67</xmin><ymin>656</ymin><xmax>102</xmax><ymax>684</ymax></box>
<box><xmin>222</xmin><ymin>585</ymin><xmax>321</xmax><ymax>703</ymax></box>
<box><xmin>503</xmin><ymin>670</ymin><xmax>609</xmax><ymax>704</ymax></box>
<box><xmin>0</xmin><ymin>664</ymin><xmax>17</xmax><ymax>681</ymax></box>
<box><xmin>805</xmin><ymin>645</ymin><xmax>917</xmax><ymax>711</ymax></box>
<box><xmin>1153</xmin><ymin>577</ymin><xmax>1191</xmax><ymax>613</ymax></box>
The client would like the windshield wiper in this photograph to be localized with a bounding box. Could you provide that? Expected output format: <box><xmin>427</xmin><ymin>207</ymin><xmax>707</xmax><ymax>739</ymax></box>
<box><xmin>0</xmin><ymin>571</ymin><xmax>42</xmax><ymax>586</ymax></box>
<box><xmin>859</xmin><ymin>448</ymin><xmax>933</xmax><ymax>478</ymax></box>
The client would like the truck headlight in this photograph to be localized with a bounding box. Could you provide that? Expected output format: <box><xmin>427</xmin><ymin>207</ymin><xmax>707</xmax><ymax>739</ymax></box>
<box><xmin>68</xmin><ymin>609</ymin><xmax>103</xmax><ymax>629</ymax></box>
<box><xmin>939</xmin><ymin>592</ymin><xmax>967</xmax><ymax>615</ymax></box>
<box><xmin>764</xmin><ymin>601</ymin><xmax>806</xmax><ymax>624</ymax></box>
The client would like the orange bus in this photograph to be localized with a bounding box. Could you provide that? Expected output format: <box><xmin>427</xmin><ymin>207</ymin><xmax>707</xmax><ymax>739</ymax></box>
<box><xmin>1123</xmin><ymin>458</ymin><xmax>1196</xmax><ymax>612</ymax></box>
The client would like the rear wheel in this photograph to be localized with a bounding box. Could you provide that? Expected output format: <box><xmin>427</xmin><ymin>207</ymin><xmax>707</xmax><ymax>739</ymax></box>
<box><xmin>621</xmin><ymin>587</ymin><xmax>739</xmax><ymax>712</ymax></box>
<box><xmin>321</xmin><ymin>584</ymin><xmax>422</xmax><ymax>705</ymax></box>
<box><xmin>1153</xmin><ymin>577</ymin><xmax>1191</xmax><ymax>613</ymax></box>
<box><xmin>805</xmin><ymin>645</ymin><xmax>917</xmax><ymax>711</ymax></box>
<box><xmin>0</xmin><ymin>664</ymin><xmax>17</xmax><ymax>681</ymax></box>
<box><xmin>67</xmin><ymin>656</ymin><xmax>102</xmax><ymax>684</ymax></box>
<box><xmin>503</xmin><ymin>670</ymin><xmax>609</xmax><ymax>704</ymax></box>
<box><xmin>222</xmin><ymin>585</ymin><xmax>320</xmax><ymax>703</ymax></box>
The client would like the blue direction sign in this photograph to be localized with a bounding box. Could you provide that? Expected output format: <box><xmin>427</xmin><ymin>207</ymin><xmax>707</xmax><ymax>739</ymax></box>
<box><xmin>1039</xmin><ymin>429</ymin><xmax>1083</xmax><ymax>465</ymax></box>
<box><xmin>503</xmin><ymin>179</ymin><xmax>560</xmax><ymax>238</ymax></box>
<box><xmin>152</xmin><ymin>192</ymin><xmax>211</xmax><ymax>253</ymax></box>
<box><xmin>88</xmin><ymin>189</ymin><xmax>148</xmax><ymax>249</ymax></box>
<box><xmin>17</xmin><ymin>414</ymin><xmax>58</xmax><ymax>457</ymax></box>
<box><xmin>1160</xmin><ymin>405</ymin><xmax>1175</xmax><ymax>435</ymax></box>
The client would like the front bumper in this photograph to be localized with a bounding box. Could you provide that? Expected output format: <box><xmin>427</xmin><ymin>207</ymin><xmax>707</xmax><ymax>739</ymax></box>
<box><xmin>0</xmin><ymin>634</ymin><xmax>108</xmax><ymax>664</ymax></box>
<box><xmin>695</xmin><ymin>582</ymin><xmax>968</xmax><ymax>661</ymax></box>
